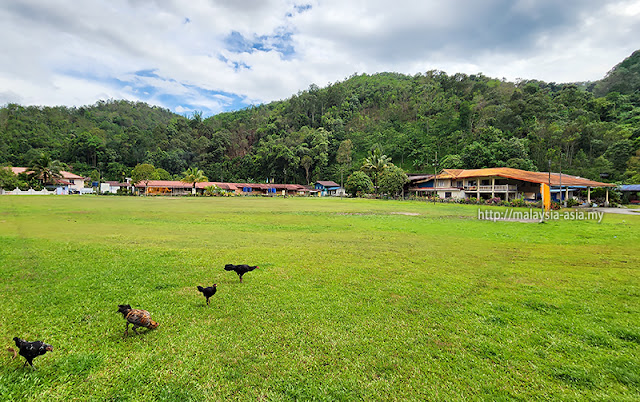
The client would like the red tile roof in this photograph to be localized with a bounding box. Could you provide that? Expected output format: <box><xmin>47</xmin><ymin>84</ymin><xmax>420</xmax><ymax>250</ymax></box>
<box><xmin>9</xmin><ymin>167</ymin><xmax>84</xmax><ymax>180</ymax></box>
<box><xmin>150</xmin><ymin>181</ymin><xmax>312</xmax><ymax>192</ymax></box>
<box><xmin>134</xmin><ymin>180</ymin><xmax>192</xmax><ymax>188</ymax></box>
<box><xmin>195</xmin><ymin>182</ymin><xmax>239</xmax><ymax>191</ymax></box>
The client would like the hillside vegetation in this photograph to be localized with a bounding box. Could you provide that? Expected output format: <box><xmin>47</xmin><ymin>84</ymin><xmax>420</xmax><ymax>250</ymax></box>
<box><xmin>1</xmin><ymin>51</ymin><xmax>640</xmax><ymax>185</ymax></box>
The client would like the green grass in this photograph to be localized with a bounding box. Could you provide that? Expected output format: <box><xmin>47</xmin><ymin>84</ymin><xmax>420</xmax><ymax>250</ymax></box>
<box><xmin>0</xmin><ymin>196</ymin><xmax>639</xmax><ymax>401</ymax></box>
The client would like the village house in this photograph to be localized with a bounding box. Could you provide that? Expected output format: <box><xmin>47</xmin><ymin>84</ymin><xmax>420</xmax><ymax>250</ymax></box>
<box><xmin>7</xmin><ymin>167</ymin><xmax>85</xmax><ymax>194</ymax></box>
<box><xmin>314</xmin><ymin>180</ymin><xmax>344</xmax><ymax>196</ymax></box>
<box><xmin>100</xmin><ymin>181</ymin><xmax>134</xmax><ymax>194</ymax></box>
<box><xmin>408</xmin><ymin>167</ymin><xmax>616</xmax><ymax>204</ymax></box>
<box><xmin>133</xmin><ymin>181</ymin><xmax>314</xmax><ymax>196</ymax></box>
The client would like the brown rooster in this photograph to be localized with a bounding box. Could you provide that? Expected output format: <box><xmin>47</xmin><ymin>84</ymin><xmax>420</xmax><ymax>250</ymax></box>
<box><xmin>117</xmin><ymin>304</ymin><xmax>159</xmax><ymax>336</ymax></box>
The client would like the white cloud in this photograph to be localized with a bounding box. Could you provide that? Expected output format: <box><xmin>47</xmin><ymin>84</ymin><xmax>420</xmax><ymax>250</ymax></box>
<box><xmin>1</xmin><ymin>0</ymin><xmax>639</xmax><ymax>115</ymax></box>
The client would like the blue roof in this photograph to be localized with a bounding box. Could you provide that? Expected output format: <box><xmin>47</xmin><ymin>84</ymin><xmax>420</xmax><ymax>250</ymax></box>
<box><xmin>620</xmin><ymin>184</ymin><xmax>640</xmax><ymax>191</ymax></box>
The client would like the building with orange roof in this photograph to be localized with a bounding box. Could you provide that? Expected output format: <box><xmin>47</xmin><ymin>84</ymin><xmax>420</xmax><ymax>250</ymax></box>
<box><xmin>6</xmin><ymin>167</ymin><xmax>85</xmax><ymax>194</ymax></box>
<box><xmin>408</xmin><ymin>167</ymin><xmax>616</xmax><ymax>205</ymax></box>
<box><xmin>133</xmin><ymin>180</ymin><xmax>313</xmax><ymax>196</ymax></box>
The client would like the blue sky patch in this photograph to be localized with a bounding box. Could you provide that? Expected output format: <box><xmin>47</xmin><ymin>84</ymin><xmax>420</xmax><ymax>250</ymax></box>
<box><xmin>223</xmin><ymin>29</ymin><xmax>295</xmax><ymax>59</ymax></box>
<box><xmin>60</xmin><ymin>68</ymin><xmax>250</xmax><ymax>116</ymax></box>
<box><xmin>133</xmin><ymin>69</ymin><xmax>161</xmax><ymax>78</ymax></box>
<box><xmin>294</xmin><ymin>4</ymin><xmax>312</xmax><ymax>13</ymax></box>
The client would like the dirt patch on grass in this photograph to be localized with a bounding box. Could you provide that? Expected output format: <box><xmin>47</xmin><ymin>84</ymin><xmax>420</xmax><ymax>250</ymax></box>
<box><xmin>390</xmin><ymin>212</ymin><xmax>421</xmax><ymax>216</ymax></box>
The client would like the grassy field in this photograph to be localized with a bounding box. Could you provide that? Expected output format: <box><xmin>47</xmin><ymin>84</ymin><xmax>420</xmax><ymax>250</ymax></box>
<box><xmin>0</xmin><ymin>196</ymin><xmax>639</xmax><ymax>401</ymax></box>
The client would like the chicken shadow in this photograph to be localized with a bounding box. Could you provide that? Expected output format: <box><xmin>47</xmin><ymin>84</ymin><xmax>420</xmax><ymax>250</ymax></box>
<box><xmin>108</xmin><ymin>327</ymin><xmax>157</xmax><ymax>342</ymax></box>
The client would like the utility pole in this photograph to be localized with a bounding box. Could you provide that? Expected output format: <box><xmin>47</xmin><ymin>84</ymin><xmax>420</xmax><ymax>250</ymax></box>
<box><xmin>432</xmin><ymin>151</ymin><xmax>439</xmax><ymax>204</ymax></box>
<box><xmin>559</xmin><ymin>154</ymin><xmax>565</xmax><ymax>208</ymax></box>
<box><xmin>548</xmin><ymin>159</ymin><xmax>552</xmax><ymax>211</ymax></box>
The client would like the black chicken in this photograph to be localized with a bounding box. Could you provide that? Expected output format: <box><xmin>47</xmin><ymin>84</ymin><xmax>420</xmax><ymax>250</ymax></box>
<box><xmin>224</xmin><ymin>264</ymin><xmax>259</xmax><ymax>283</ymax></box>
<box><xmin>11</xmin><ymin>337</ymin><xmax>53</xmax><ymax>368</ymax></box>
<box><xmin>197</xmin><ymin>284</ymin><xmax>217</xmax><ymax>305</ymax></box>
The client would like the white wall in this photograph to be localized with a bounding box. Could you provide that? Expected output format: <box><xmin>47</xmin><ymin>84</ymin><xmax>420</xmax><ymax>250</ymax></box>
<box><xmin>437</xmin><ymin>189</ymin><xmax>464</xmax><ymax>199</ymax></box>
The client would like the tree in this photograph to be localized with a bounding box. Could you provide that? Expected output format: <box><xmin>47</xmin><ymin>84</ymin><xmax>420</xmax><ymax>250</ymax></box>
<box><xmin>181</xmin><ymin>167</ymin><xmax>208</xmax><ymax>195</ymax></box>
<box><xmin>155</xmin><ymin>168</ymin><xmax>172</xmax><ymax>180</ymax></box>
<box><xmin>253</xmin><ymin>135</ymin><xmax>300</xmax><ymax>183</ymax></box>
<box><xmin>378</xmin><ymin>164</ymin><xmax>408</xmax><ymax>197</ymax></box>
<box><xmin>89</xmin><ymin>169</ymin><xmax>101</xmax><ymax>182</ymax></box>
<box><xmin>0</xmin><ymin>166</ymin><xmax>20</xmax><ymax>190</ymax></box>
<box><xmin>440</xmin><ymin>154</ymin><xmax>464</xmax><ymax>169</ymax></box>
<box><xmin>605</xmin><ymin>139</ymin><xmax>634</xmax><ymax>175</ymax></box>
<box><xmin>345</xmin><ymin>170</ymin><xmax>374</xmax><ymax>197</ymax></box>
<box><xmin>105</xmin><ymin>162</ymin><xmax>129</xmax><ymax>182</ymax></box>
<box><xmin>131</xmin><ymin>163</ymin><xmax>157</xmax><ymax>195</ymax></box>
<box><xmin>591</xmin><ymin>156</ymin><xmax>613</xmax><ymax>180</ymax></box>
<box><xmin>301</xmin><ymin>155</ymin><xmax>313</xmax><ymax>185</ymax></box>
<box><xmin>506</xmin><ymin>157</ymin><xmax>536</xmax><ymax>171</ymax></box>
<box><xmin>462</xmin><ymin>142</ymin><xmax>496</xmax><ymax>169</ymax></box>
<box><xmin>336</xmin><ymin>139</ymin><xmax>353</xmax><ymax>189</ymax></box>
<box><xmin>361</xmin><ymin>146</ymin><xmax>391</xmax><ymax>195</ymax></box>
<box><xmin>624</xmin><ymin>149</ymin><xmax>640</xmax><ymax>183</ymax></box>
<box><xmin>29</xmin><ymin>154</ymin><xmax>64</xmax><ymax>187</ymax></box>
<box><xmin>69</xmin><ymin>130</ymin><xmax>105</xmax><ymax>167</ymax></box>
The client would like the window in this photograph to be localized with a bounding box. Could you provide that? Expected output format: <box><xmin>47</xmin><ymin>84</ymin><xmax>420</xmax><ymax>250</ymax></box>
<box><xmin>445</xmin><ymin>192</ymin><xmax>452</xmax><ymax>198</ymax></box>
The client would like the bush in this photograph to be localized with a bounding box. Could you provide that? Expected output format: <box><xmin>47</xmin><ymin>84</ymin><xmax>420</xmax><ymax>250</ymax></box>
<box><xmin>566</xmin><ymin>198</ymin><xmax>579</xmax><ymax>207</ymax></box>
<box><xmin>509</xmin><ymin>198</ymin><xmax>528</xmax><ymax>208</ymax></box>
<box><xmin>204</xmin><ymin>184</ymin><xmax>227</xmax><ymax>196</ymax></box>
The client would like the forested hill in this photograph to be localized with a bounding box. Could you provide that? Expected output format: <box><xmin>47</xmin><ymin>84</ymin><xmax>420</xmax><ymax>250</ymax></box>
<box><xmin>592</xmin><ymin>49</ymin><xmax>640</xmax><ymax>98</ymax></box>
<box><xmin>1</xmin><ymin>51</ymin><xmax>640</xmax><ymax>185</ymax></box>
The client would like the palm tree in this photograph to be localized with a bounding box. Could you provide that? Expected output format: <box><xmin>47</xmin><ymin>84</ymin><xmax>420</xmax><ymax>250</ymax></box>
<box><xmin>361</xmin><ymin>146</ymin><xmax>391</xmax><ymax>195</ymax></box>
<box><xmin>30</xmin><ymin>154</ymin><xmax>64</xmax><ymax>188</ymax></box>
<box><xmin>181</xmin><ymin>167</ymin><xmax>208</xmax><ymax>195</ymax></box>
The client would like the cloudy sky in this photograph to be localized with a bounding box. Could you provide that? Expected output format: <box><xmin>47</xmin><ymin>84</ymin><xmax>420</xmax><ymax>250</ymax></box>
<box><xmin>1</xmin><ymin>0</ymin><xmax>639</xmax><ymax>116</ymax></box>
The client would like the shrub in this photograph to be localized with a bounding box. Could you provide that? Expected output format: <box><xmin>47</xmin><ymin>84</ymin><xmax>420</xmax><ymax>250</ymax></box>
<box><xmin>204</xmin><ymin>184</ymin><xmax>230</xmax><ymax>197</ymax></box>
<box><xmin>566</xmin><ymin>198</ymin><xmax>579</xmax><ymax>207</ymax></box>
<box><xmin>509</xmin><ymin>198</ymin><xmax>528</xmax><ymax>208</ymax></box>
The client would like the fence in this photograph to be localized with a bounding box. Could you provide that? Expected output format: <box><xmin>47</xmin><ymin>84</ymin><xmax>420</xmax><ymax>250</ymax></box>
<box><xmin>1</xmin><ymin>188</ymin><xmax>57</xmax><ymax>195</ymax></box>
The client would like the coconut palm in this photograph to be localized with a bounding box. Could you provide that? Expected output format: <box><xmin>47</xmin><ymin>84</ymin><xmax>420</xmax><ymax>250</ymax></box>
<box><xmin>361</xmin><ymin>146</ymin><xmax>391</xmax><ymax>195</ymax></box>
<box><xmin>29</xmin><ymin>154</ymin><xmax>64</xmax><ymax>187</ymax></box>
<box><xmin>181</xmin><ymin>167</ymin><xmax>208</xmax><ymax>195</ymax></box>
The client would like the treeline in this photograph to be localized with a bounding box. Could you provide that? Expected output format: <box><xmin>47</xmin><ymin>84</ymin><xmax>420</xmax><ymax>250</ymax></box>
<box><xmin>1</xmin><ymin>51</ymin><xmax>640</xmax><ymax>185</ymax></box>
